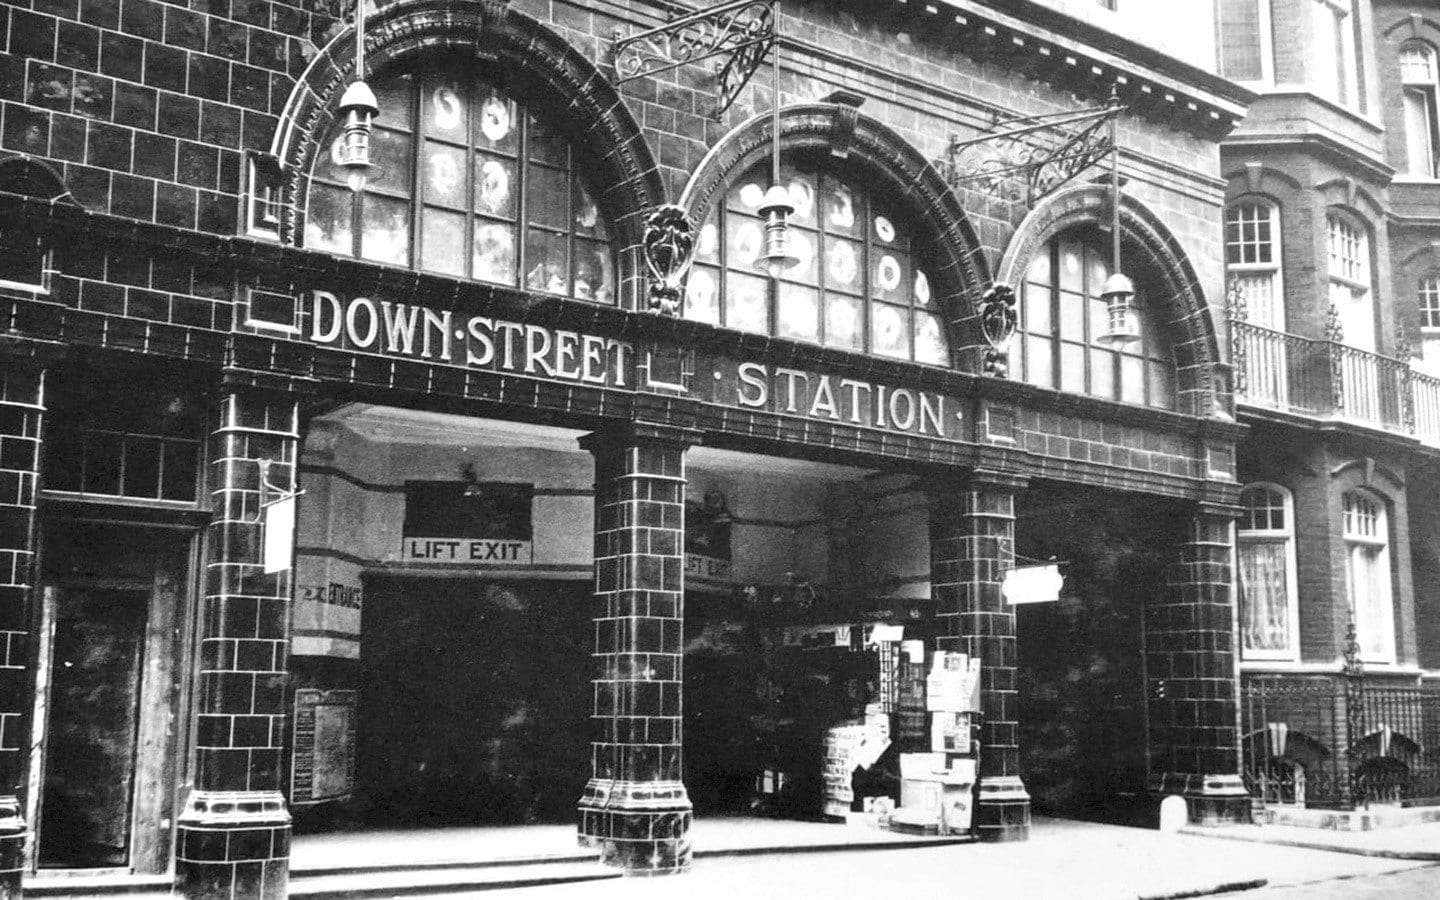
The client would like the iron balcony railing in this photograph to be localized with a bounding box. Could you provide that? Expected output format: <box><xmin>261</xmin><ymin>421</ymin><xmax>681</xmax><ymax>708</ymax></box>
<box><xmin>1232</xmin><ymin>321</ymin><xmax>1419</xmax><ymax>441</ymax></box>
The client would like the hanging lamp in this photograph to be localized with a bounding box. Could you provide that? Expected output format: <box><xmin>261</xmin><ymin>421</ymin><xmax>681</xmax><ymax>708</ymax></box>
<box><xmin>752</xmin><ymin>5</ymin><xmax>798</xmax><ymax>276</ymax></box>
<box><xmin>1098</xmin><ymin>93</ymin><xmax>1139</xmax><ymax>347</ymax></box>
<box><xmin>335</xmin><ymin>1</ymin><xmax>379</xmax><ymax>193</ymax></box>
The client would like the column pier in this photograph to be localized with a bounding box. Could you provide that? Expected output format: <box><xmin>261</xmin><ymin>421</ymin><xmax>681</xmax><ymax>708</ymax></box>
<box><xmin>0</xmin><ymin>361</ymin><xmax>46</xmax><ymax>898</ymax></box>
<box><xmin>1145</xmin><ymin>507</ymin><xmax>1249</xmax><ymax>826</ymax></box>
<box><xmin>576</xmin><ymin>426</ymin><xmax>696</xmax><ymax>875</ymax></box>
<box><xmin>175</xmin><ymin>391</ymin><xmax>298</xmax><ymax>899</ymax></box>
<box><xmin>930</xmin><ymin>474</ymin><xmax>1030</xmax><ymax>842</ymax></box>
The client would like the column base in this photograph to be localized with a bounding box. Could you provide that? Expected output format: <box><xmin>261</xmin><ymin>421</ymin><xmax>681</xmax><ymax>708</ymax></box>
<box><xmin>1148</xmin><ymin>773</ymin><xmax>1251</xmax><ymax>827</ymax></box>
<box><xmin>974</xmin><ymin>776</ymin><xmax>1030</xmax><ymax>842</ymax></box>
<box><xmin>577</xmin><ymin>779</ymin><xmax>692</xmax><ymax>875</ymax></box>
<box><xmin>175</xmin><ymin>791</ymin><xmax>291</xmax><ymax>900</ymax></box>
<box><xmin>0</xmin><ymin>797</ymin><xmax>26</xmax><ymax>899</ymax></box>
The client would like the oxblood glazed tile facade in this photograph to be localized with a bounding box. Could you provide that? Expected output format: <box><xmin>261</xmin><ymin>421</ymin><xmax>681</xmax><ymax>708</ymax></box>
<box><xmin>0</xmin><ymin>1</ymin><xmax>1260</xmax><ymax>896</ymax></box>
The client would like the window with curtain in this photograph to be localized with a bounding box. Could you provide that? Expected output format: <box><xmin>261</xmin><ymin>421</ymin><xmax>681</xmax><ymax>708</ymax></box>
<box><xmin>1327</xmin><ymin>213</ymin><xmax>1374</xmax><ymax>350</ymax></box>
<box><xmin>683</xmin><ymin>160</ymin><xmax>948</xmax><ymax>365</ymax></box>
<box><xmin>1343</xmin><ymin>491</ymin><xmax>1394</xmax><ymax>663</ymax></box>
<box><xmin>1218</xmin><ymin>0</ymin><xmax>1271</xmax><ymax>83</ymax></box>
<box><xmin>1238</xmin><ymin>484</ymin><xmax>1298</xmax><ymax>659</ymax></box>
<box><xmin>1016</xmin><ymin>229</ymin><xmax>1175</xmax><ymax>407</ymax></box>
<box><xmin>1225</xmin><ymin>201</ymin><xmax>1283</xmax><ymax>329</ymax></box>
<box><xmin>1310</xmin><ymin>0</ymin><xmax>1358</xmax><ymax>108</ymax></box>
<box><xmin>305</xmin><ymin>72</ymin><xmax>615</xmax><ymax>303</ymax></box>
<box><xmin>1402</xmin><ymin>42</ymin><xmax>1440</xmax><ymax>178</ymax></box>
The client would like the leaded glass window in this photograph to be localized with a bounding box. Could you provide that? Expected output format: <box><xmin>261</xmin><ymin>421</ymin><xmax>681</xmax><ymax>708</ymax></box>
<box><xmin>306</xmin><ymin>73</ymin><xmax>615</xmax><ymax>303</ymax></box>
<box><xmin>1017</xmin><ymin>230</ymin><xmax>1175</xmax><ymax>408</ymax></box>
<box><xmin>684</xmin><ymin>161</ymin><xmax>948</xmax><ymax>365</ymax></box>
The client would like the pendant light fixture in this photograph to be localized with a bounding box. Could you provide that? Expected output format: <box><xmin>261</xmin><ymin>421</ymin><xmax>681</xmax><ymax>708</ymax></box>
<box><xmin>752</xmin><ymin>6</ymin><xmax>798</xmax><ymax>276</ymax></box>
<box><xmin>1099</xmin><ymin>97</ymin><xmax>1139</xmax><ymax>347</ymax></box>
<box><xmin>336</xmin><ymin>1</ymin><xmax>379</xmax><ymax>194</ymax></box>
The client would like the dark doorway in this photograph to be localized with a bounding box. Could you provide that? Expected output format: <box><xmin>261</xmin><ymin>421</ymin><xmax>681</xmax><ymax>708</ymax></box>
<box><xmin>358</xmin><ymin>576</ymin><xmax>591</xmax><ymax>826</ymax></box>
<box><xmin>39</xmin><ymin>588</ymin><xmax>147</xmax><ymax>868</ymax></box>
<box><xmin>1015</xmin><ymin>486</ymin><xmax>1184</xmax><ymax>823</ymax></box>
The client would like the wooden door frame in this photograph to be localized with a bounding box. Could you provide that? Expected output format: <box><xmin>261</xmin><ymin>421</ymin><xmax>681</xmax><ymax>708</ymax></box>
<box><xmin>25</xmin><ymin>517</ymin><xmax>201</xmax><ymax>876</ymax></box>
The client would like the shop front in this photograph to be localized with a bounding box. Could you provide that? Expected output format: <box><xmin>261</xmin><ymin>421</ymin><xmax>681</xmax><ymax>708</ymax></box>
<box><xmin>0</xmin><ymin>2</ymin><xmax>1254</xmax><ymax>896</ymax></box>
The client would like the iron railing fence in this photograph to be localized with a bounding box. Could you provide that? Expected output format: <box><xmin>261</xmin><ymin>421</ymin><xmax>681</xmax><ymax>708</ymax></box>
<box><xmin>1241</xmin><ymin>676</ymin><xmax>1440</xmax><ymax>811</ymax></box>
<box><xmin>1231</xmin><ymin>322</ymin><xmax>1415</xmax><ymax>436</ymax></box>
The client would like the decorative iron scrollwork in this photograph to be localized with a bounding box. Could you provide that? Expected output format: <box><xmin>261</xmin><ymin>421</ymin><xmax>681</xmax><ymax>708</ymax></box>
<box><xmin>940</xmin><ymin>101</ymin><xmax>1124</xmax><ymax>207</ymax></box>
<box><xmin>643</xmin><ymin>204</ymin><xmax>696</xmax><ymax>316</ymax></box>
<box><xmin>611</xmin><ymin>0</ymin><xmax>775</xmax><ymax>118</ymax></box>
<box><xmin>1225</xmin><ymin>277</ymin><xmax>1248</xmax><ymax>395</ymax></box>
<box><xmin>979</xmin><ymin>283</ymin><xmax>1018</xmax><ymax>377</ymax></box>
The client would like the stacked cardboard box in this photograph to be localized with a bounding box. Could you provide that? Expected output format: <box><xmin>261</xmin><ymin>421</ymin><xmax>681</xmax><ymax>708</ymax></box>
<box><xmin>890</xmin><ymin>651</ymin><xmax>981</xmax><ymax>834</ymax></box>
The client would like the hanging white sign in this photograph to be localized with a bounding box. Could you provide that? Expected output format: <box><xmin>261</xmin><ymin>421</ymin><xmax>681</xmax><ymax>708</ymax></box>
<box><xmin>1002</xmin><ymin>564</ymin><xmax>1064</xmax><ymax>605</ymax></box>
<box><xmin>263</xmin><ymin>495</ymin><xmax>297</xmax><ymax>574</ymax></box>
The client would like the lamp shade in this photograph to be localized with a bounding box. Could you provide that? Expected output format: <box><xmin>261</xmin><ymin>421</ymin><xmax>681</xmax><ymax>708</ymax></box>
<box><xmin>336</xmin><ymin>80</ymin><xmax>380</xmax><ymax>193</ymax></box>
<box><xmin>753</xmin><ymin>184</ymin><xmax>799</xmax><ymax>275</ymax></box>
<box><xmin>1097</xmin><ymin>272</ymin><xmax>1140</xmax><ymax>347</ymax></box>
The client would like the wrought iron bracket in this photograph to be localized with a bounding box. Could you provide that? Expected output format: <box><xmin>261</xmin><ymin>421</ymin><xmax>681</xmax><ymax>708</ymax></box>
<box><xmin>940</xmin><ymin>100</ymin><xmax>1126</xmax><ymax>207</ymax></box>
<box><xmin>610</xmin><ymin>0</ymin><xmax>775</xmax><ymax>119</ymax></box>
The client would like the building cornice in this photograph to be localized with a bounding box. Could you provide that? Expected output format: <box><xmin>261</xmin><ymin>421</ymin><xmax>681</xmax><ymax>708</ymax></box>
<box><xmin>888</xmin><ymin>0</ymin><xmax>1252</xmax><ymax>140</ymax></box>
<box><xmin>1221</xmin><ymin>132</ymin><xmax>1396</xmax><ymax>186</ymax></box>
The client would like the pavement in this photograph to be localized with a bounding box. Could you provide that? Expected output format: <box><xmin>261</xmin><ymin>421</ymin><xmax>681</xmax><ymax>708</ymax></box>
<box><xmin>1179</xmin><ymin>819</ymin><xmax>1440</xmax><ymax>861</ymax></box>
<box><xmin>24</xmin><ymin>814</ymin><xmax>1440</xmax><ymax>897</ymax></box>
<box><xmin>496</xmin><ymin>816</ymin><xmax>1438</xmax><ymax>900</ymax></box>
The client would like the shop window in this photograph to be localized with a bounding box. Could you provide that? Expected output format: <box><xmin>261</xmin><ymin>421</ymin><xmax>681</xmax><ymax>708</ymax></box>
<box><xmin>41</xmin><ymin>370</ymin><xmax>203</xmax><ymax>504</ymax></box>
<box><xmin>1016</xmin><ymin>229</ymin><xmax>1175</xmax><ymax>408</ymax></box>
<box><xmin>1327</xmin><ymin>213</ymin><xmax>1374</xmax><ymax>351</ymax></box>
<box><xmin>1402</xmin><ymin>43</ymin><xmax>1440</xmax><ymax>179</ymax></box>
<box><xmin>1238</xmin><ymin>484</ymin><xmax>1299</xmax><ymax>660</ymax></box>
<box><xmin>1225</xmin><ymin>200</ymin><xmax>1284</xmax><ymax>329</ymax></box>
<box><xmin>683</xmin><ymin>161</ymin><xmax>948</xmax><ymax>366</ymax></box>
<box><xmin>306</xmin><ymin>72</ymin><xmax>615</xmax><ymax>304</ymax></box>
<box><xmin>1218</xmin><ymin>0</ymin><xmax>1273</xmax><ymax>84</ymax></box>
<box><xmin>1310</xmin><ymin>0</ymin><xmax>1359</xmax><ymax>108</ymax></box>
<box><xmin>1342</xmin><ymin>490</ymin><xmax>1394</xmax><ymax>663</ymax></box>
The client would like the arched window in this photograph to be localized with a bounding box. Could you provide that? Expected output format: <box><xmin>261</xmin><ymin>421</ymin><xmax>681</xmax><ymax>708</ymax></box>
<box><xmin>683</xmin><ymin>161</ymin><xmax>948</xmax><ymax>365</ymax></box>
<box><xmin>1401</xmin><ymin>42</ymin><xmax>1440</xmax><ymax>178</ymax></box>
<box><xmin>1016</xmin><ymin>229</ymin><xmax>1175</xmax><ymax>407</ymax></box>
<box><xmin>1225</xmin><ymin>200</ymin><xmax>1284</xmax><ymax>329</ymax></box>
<box><xmin>1420</xmin><ymin>275</ymin><xmax>1440</xmax><ymax>372</ymax></box>
<box><xmin>305</xmin><ymin>72</ymin><xmax>615</xmax><ymax>303</ymax></box>
<box><xmin>1238</xmin><ymin>484</ymin><xmax>1299</xmax><ymax>660</ymax></box>
<box><xmin>1326</xmin><ymin>213</ymin><xmax>1373</xmax><ymax>351</ymax></box>
<box><xmin>1343</xmin><ymin>490</ymin><xmax>1394</xmax><ymax>663</ymax></box>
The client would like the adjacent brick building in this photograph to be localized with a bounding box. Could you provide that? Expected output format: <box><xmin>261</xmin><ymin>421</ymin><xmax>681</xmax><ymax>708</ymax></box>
<box><xmin>0</xmin><ymin>0</ymin><xmax>1266</xmax><ymax>896</ymax></box>
<box><xmin>1219</xmin><ymin>0</ymin><xmax>1440</xmax><ymax>815</ymax></box>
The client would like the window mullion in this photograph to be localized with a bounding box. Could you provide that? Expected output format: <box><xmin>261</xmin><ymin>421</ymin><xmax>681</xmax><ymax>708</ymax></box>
<box><xmin>517</xmin><ymin>114</ymin><xmax>529</xmax><ymax>290</ymax></box>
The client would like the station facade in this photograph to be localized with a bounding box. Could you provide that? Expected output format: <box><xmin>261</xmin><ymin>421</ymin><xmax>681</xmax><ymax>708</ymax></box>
<box><xmin>0</xmin><ymin>1</ymin><xmax>1250</xmax><ymax>897</ymax></box>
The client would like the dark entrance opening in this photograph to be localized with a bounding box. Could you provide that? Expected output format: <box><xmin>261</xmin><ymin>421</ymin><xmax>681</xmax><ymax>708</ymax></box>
<box><xmin>39</xmin><ymin>587</ymin><xmax>147</xmax><ymax>868</ymax></box>
<box><xmin>1015</xmin><ymin>484</ymin><xmax>1186</xmax><ymax>824</ymax></box>
<box><xmin>357</xmin><ymin>576</ymin><xmax>591</xmax><ymax>826</ymax></box>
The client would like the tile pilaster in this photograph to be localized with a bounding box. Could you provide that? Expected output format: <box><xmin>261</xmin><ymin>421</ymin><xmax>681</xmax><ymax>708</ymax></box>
<box><xmin>577</xmin><ymin>424</ymin><xmax>697</xmax><ymax>874</ymax></box>
<box><xmin>1145</xmin><ymin>506</ymin><xmax>1248</xmax><ymax>825</ymax></box>
<box><xmin>175</xmin><ymin>390</ymin><xmax>297</xmax><ymax>899</ymax></box>
<box><xmin>930</xmin><ymin>473</ymin><xmax>1030</xmax><ymax>842</ymax></box>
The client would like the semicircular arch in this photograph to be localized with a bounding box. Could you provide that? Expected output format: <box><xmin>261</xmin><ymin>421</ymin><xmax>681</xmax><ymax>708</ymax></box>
<box><xmin>995</xmin><ymin>182</ymin><xmax>1223</xmax><ymax>417</ymax></box>
<box><xmin>270</xmin><ymin>0</ymin><xmax>663</xmax><ymax>256</ymax></box>
<box><xmin>678</xmin><ymin>103</ymin><xmax>991</xmax><ymax>366</ymax></box>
